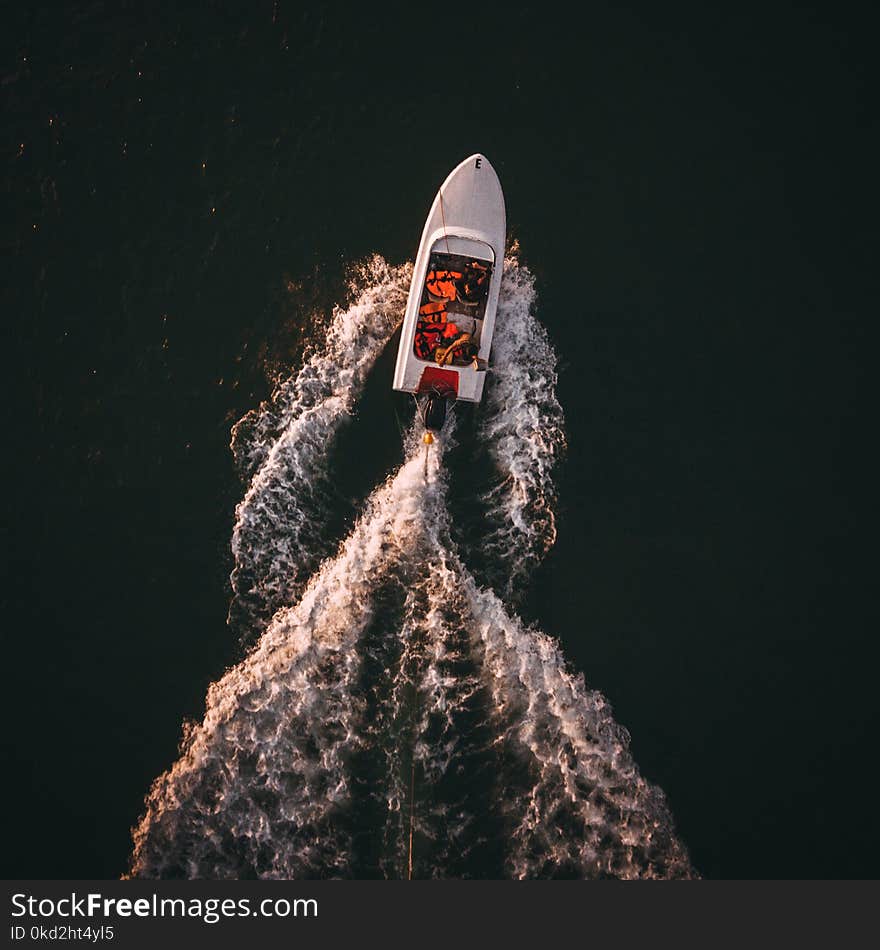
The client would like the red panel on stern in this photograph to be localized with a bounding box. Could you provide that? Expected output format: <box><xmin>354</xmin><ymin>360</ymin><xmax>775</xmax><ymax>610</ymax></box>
<box><xmin>416</xmin><ymin>367</ymin><xmax>459</xmax><ymax>397</ymax></box>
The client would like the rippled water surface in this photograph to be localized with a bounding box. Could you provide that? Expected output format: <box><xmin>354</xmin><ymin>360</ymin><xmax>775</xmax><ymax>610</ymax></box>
<box><xmin>4</xmin><ymin>3</ymin><xmax>874</xmax><ymax>879</ymax></box>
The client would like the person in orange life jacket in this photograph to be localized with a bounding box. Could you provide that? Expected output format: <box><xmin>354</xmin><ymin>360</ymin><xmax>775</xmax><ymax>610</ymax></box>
<box><xmin>415</xmin><ymin>300</ymin><xmax>459</xmax><ymax>360</ymax></box>
<box><xmin>459</xmin><ymin>261</ymin><xmax>489</xmax><ymax>303</ymax></box>
<box><xmin>435</xmin><ymin>333</ymin><xmax>479</xmax><ymax>367</ymax></box>
<box><xmin>426</xmin><ymin>268</ymin><xmax>462</xmax><ymax>301</ymax></box>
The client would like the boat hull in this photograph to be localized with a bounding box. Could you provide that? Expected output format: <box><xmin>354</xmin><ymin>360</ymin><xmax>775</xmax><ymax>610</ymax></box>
<box><xmin>392</xmin><ymin>154</ymin><xmax>506</xmax><ymax>403</ymax></box>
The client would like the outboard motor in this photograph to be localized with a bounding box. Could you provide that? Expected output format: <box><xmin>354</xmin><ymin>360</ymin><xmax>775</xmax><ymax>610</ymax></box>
<box><xmin>424</xmin><ymin>393</ymin><xmax>448</xmax><ymax>432</ymax></box>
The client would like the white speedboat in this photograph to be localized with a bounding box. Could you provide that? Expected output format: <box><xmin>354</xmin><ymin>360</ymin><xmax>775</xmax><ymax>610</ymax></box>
<box><xmin>393</xmin><ymin>154</ymin><xmax>506</xmax><ymax>434</ymax></box>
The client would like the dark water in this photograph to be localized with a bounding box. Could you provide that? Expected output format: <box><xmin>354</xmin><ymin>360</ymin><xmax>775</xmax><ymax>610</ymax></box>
<box><xmin>3</xmin><ymin>3</ymin><xmax>875</xmax><ymax>878</ymax></box>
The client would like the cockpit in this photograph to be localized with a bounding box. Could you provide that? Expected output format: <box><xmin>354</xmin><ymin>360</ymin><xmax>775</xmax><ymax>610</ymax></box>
<box><xmin>412</xmin><ymin>249</ymin><xmax>494</xmax><ymax>367</ymax></box>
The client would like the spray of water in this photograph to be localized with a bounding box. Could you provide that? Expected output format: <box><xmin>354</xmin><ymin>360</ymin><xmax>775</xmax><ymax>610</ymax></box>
<box><xmin>228</xmin><ymin>256</ymin><xmax>411</xmax><ymax>640</ymax></box>
<box><xmin>130</xmin><ymin>431</ymin><xmax>443</xmax><ymax>878</ymax></box>
<box><xmin>478</xmin><ymin>249</ymin><xmax>566</xmax><ymax>597</ymax></box>
<box><xmin>129</xmin><ymin>254</ymin><xmax>693</xmax><ymax>879</ymax></box>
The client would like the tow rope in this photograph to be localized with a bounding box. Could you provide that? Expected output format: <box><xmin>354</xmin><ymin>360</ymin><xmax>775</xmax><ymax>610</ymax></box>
<box><xmin>438</xmin><ymin>188</ymin><xmax>451</xmax><ymax>255</ymax></box>
<box><xmin>407</xmin><ymin>757</ymin><xmax>416</xmax><ymax>880</ymax></box>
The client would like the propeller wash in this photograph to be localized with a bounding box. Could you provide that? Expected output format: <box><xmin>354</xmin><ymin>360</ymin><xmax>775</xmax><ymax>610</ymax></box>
<box><xmin>128</xmin><ymin>252</ymin><xmax>694</xmax><ymax>880</ymax></box>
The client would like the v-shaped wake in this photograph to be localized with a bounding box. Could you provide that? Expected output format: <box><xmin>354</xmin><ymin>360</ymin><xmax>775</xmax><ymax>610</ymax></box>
<box><xmin>128</xmin><ymin>254</ymin><xmax>693</xmax><ymax>879</ymax></box>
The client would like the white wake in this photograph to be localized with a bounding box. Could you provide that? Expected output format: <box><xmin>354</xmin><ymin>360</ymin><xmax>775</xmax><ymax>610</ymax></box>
<box><xmin>228</xmin><ymin>256</ymin><xmax>411</xmax><ymax>639</ymax></box>
<box><xmin>129</xmin><ymin>254</ymin><xmax>693</xmax><ymax>879</ymax></box>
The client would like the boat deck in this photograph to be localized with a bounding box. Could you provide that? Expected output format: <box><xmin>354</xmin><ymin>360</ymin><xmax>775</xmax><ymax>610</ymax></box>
<box><xmin>412</xmin><ymin>251</ymin><xmax>494</xmax><ymax>366</ymax></box>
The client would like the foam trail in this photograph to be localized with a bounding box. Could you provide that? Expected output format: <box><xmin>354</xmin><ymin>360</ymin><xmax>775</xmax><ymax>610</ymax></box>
<box><xmin>374</xmin><ymin>562</ymin><xmax>500</xmax><ymax>878</ymax></box>
<box><xmin>412</xmin><ymin>489</ymin><xmax>693</xmax><ymax>879</ymax></box>
<box><xmin>129</xmin><ymin>429</ymin><xmax>443</xmax><ymax>879</ymax></box>
<box><xmin>461</xmin><ymin>575</ymin><xmax>694</xmax><ymax>879</ymax></box>
<box><xmin>131</xmin><ymin>257</ymin><xmax>694</xmax><ymax>880</ymax></box>
<box><xmin>478</xmin><ymin>250</ymin><xmax>566</xmax><ymax>598</ymax></box>
<box><xmin>228</xmin><ymin>256</ymin><xmax>411</xmax><ymax>640</ymax></box>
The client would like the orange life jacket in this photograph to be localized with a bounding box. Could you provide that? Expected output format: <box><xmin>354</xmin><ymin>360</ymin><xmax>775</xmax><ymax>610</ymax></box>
<box><xmin>414</xmin><ymin>320</ymin><xmax>444</xmax><ymax>360</ymax></box>
<box><xmin>414</xmin><ymin>329</ymin><xmax>435</xmax><ymax>360</ymax></box>
<box><xmin>419</xmin><ymin>300</ymin><xmax>448</xmax><ymax>323</ymax></box>
<box><xmin>426</xmin><ymin>269</ymin><xmax>462</xmax><ymax>300</ymax></box>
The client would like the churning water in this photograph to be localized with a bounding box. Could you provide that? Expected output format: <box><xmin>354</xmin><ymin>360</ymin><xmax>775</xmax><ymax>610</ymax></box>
<box><xmin>128</xmin><ymin>254</ymin><xmax>694</xmax><ymax>879</ymax></box>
